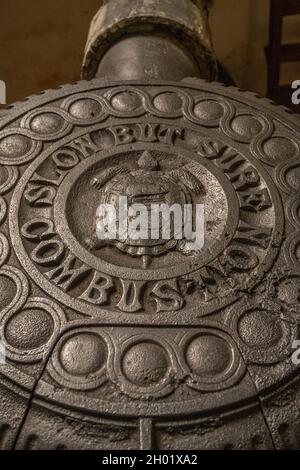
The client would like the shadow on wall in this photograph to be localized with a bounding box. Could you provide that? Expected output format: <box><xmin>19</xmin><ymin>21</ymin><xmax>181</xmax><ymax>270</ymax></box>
<box><xmin>0</xmin><ymin>0</ymin><xmax>299</xmax><ymax>104</ymax></box>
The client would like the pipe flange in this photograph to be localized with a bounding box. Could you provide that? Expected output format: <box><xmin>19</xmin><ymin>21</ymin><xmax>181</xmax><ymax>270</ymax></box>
<box><xmin>82</xmin><ymin>0</ymin><xmax>216</xmax><ymax>80</ymax></box>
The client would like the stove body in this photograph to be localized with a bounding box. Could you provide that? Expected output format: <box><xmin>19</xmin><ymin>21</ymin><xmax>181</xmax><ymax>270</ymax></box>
<box><xmin>0</xmin><ymin>0</ymin><xmax>300</xmax><ymax>450</ymax></box>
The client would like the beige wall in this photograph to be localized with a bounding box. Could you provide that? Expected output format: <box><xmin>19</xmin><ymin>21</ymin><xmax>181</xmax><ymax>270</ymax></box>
<box><xmin>211</xmin><ymin>0</ymin><xmax>300</xmax><ymax>96</ymax></box>
<box><xmin>0</xmin><ymin>0</ymin><xmax>299</xmax><ymax>104</ymax></box>
<box><xmin>0</xmin><ymin>0</ymin><xmax>100</xmax><ymax>104</ymax></box>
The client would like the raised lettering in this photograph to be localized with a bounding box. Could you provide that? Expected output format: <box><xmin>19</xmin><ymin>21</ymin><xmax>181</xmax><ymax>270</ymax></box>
<box><xmin>80</xmin><ymin>271</ymin><xmax>114</xmax><ymax>305</ymax></box>
<box><xmin>46</xmin><ymin>254</ymin><xmax>91</xmax><ymax>292</ymax></box>
<box><xmin>151</xmin><ymin>279</ymin><xmax>184</xmax><ymax>312</ymax></box>
<box><xmin>117</xmin><ymin>280</ymin><xmax>144</xmax><ymax>312</ymax></box>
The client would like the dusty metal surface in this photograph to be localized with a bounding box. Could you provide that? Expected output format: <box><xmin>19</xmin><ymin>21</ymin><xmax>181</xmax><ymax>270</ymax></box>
<box><xmin>0</xmin><ymin>78</ymin><xmax>299</xmax><ymax>449</ymax></box>
<box><xmin>0</xmin><ymin>0</ymin><xmax>300</xmax><ymax>451</ymax></box>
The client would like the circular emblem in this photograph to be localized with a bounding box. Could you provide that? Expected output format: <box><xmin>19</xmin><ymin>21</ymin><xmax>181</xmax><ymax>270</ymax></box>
<box><xmin>8</xmin><ymin>101</ymin><xmax>283</xmax><ymax>321</ymax></box>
